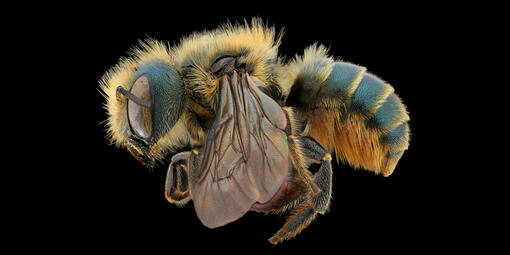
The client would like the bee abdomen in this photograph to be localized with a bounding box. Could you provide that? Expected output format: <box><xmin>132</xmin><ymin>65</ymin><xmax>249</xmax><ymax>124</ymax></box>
<box><xmin>380</xmin><ymin>120</ymin><xmax>410</xmax><ymax>173</ymax></box>
<box><xmin>308</xmin><ymin>61</ymin><xmax>410</xmax><ymax>176</ymax></box>
<box><xmin>330</xmin><ymin>64</ymin><xmax>409</xmax><ymax>175</ymax></box>
<box><xmin>284</xmin><ymin>46</ymin><xmax>410</xmax><ymax>176</ymax></box>
<box><xmin>318</xmin><ymin>62</ymin><xmax>366</xmax><ymax>104</ymax></box>
<box><xmin>348</xmin><ymin>72</ymin><xmax>394</xmax><ymax>116</ymax></box>
<box><xmin>346</xmin><ymin>69</ymin><xmax>410</xmax><ymax>153</ymax></box>
<box><xmin>381</xmin><ymin>121</ymin><xmax>410</xmax><ymax>152</ymax></box>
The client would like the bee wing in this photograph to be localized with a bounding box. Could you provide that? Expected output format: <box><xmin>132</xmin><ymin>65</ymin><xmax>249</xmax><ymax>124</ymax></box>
<box><xmin>190</xmin><ymin>71</ymin><xmax>289</xmax><ymax>228</ymax></box>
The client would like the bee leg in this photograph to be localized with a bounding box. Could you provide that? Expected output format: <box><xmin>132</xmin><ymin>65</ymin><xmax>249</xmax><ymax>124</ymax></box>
<box><xmin>268</xmin><ymin>109</ymin><xmax>332</xmax><ymax>244</ymax></box>
<box><xmin>285</xmin><ymin>130</ymin><xmax>320</xmax><ymax>195</ymax></box>
<box><xmin>268</xmin><ymin>199</ymin><xmax>317</xmax><ymax>245</ymax></box>
<box><xmin>165</xmin><ymin>151</ymin><xmax>191</xmax><ymax>206</ymax></box>
<box><xmin>268</xmin><ymin>136</ymin><xmax>332</xmax><ymax>244</ymax></box>
<box><xmin>300</xmin><ymin>136</ymin><xmax>333</xmax><ymax>214</ymax></box>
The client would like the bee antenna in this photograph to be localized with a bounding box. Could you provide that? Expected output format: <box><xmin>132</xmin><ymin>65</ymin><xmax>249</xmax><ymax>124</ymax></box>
<box><xmin>116</xmin><ymin>86</ymin><xmax>152</xmax><ymax>108</ymax></box>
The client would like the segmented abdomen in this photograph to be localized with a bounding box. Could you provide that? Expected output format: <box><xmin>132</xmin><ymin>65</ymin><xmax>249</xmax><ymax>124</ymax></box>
<box><xmin>323</xmin><ymin>62</ymin><xmax>409</xmax><ymax>176</ymax></box>
<box><xmin>288</xmin><ymin>59</ymin><xmax>410</xmax><ymax>176</ymax></box>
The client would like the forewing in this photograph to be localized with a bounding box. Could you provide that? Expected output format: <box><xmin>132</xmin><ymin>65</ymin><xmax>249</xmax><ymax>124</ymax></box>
<box><xmin>191</xmin><ymin>71</ymin><xmax>289</xmax><ymax>228</ymax></box>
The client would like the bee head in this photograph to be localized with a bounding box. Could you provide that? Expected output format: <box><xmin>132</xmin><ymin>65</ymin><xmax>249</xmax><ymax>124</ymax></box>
<box><xmin>108</xmin><ymin>59</ymin><xmax>184</xmax><ymax>168</ymax></box>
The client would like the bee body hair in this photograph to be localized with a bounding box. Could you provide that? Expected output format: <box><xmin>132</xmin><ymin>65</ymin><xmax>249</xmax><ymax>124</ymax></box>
<box><xmin>100</xmin><ymin>20</ymin><xmax>412</xmax><ymax>244</ymax></box>
<box><xmin>283</xmin><ymin>45</ymin><xmax>410</xmax><ymax>176</ymax></box>
<box><xmin>100</xmin><ymin>40</ymin><xmax>190</xmax><ymax>161</ymax></box>
<box><xmin>172</xmin><ymin>18</ymin><xmax>284</xmax><ymax>112</ymax></box>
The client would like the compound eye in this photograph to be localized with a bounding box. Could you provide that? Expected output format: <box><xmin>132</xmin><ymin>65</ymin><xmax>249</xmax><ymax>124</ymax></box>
<box><xmin>128</xmin><ymin>75</ymin><xmax>152</xmax><ymax>139</ymax></box>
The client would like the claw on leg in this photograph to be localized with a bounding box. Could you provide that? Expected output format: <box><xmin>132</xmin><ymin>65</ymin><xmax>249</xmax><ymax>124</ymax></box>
<box><xmin>269</xmin><ymin>200</ymin><xmax>317</xmax><ymax>245</ymax></box>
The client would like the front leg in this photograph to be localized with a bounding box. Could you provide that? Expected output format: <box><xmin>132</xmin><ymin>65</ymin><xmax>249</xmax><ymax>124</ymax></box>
<box><xmin>165</xmin><ymin>151</ymin><xmax>191</xmax><ymax>206</ymax></box>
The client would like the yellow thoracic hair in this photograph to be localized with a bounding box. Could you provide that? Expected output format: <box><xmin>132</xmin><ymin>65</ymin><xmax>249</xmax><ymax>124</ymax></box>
<box><xmin>171</xmin><ymin>18</ymin><xmax>283</xmax><ymax>109</ymax></box>
<box><xmin>99</xmin><ymin>40</ymin><xmax>189</xmax><ymax>160</ymax></box>
<box><xmin>99</xmin><ymin>19</ymin><xmax>283</xmax><ymax>161</ymax></box>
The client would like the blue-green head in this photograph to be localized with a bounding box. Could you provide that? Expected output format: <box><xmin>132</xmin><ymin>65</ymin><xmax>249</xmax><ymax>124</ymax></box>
<box><xmin>117</xmin><ymin>60</ymin><xmax>184</xmax><ymax>167</ymax></box>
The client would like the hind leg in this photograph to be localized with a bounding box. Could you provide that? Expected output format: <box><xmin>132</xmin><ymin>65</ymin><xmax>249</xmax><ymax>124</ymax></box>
<box><xmin>301</xmin><ymin>136</ymin><xmax>333</xmax><ymax>214</ymax></box>
<box><xmin>268</xmin><ymin>136</ymin><xmax>333</xmax><ymax>244</ymax></box>
<box><xmin>269</xmin><ymin>199</ymin><xmax>317</xmax><ymax>244</ymax></box>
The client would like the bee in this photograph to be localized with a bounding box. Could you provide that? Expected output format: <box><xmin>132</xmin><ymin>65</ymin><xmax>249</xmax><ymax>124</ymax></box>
<box><xmin>100</xmin><ymin>19</ymin><xmax>410</xmax><ymax>244</ymax></box>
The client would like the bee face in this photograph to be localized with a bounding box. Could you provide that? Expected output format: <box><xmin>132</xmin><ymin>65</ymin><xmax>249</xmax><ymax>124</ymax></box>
<box><xmin>120</xmin><ymin>60</ymin><xmax>184</xmax><ymax>167</ymax></box>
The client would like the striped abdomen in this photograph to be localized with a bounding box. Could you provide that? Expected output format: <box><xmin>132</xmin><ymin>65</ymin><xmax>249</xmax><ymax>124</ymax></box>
<box><xmin>287</xmin><ymin>59</ymin><xmax>410</xmax><ymax>176</ymax></box>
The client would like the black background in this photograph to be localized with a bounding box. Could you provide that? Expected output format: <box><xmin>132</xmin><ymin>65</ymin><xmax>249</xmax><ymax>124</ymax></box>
<box><xmin>21</xmin><ymin>2</ymin><xmax>482</xmax><ymax>252</ymax></box>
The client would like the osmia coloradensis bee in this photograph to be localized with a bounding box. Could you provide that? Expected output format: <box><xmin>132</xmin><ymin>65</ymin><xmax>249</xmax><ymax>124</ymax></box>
<box><xmin>100</xmin><ymin>19</ymin><xmax>410</xmax><ymax>244</ymax></box>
